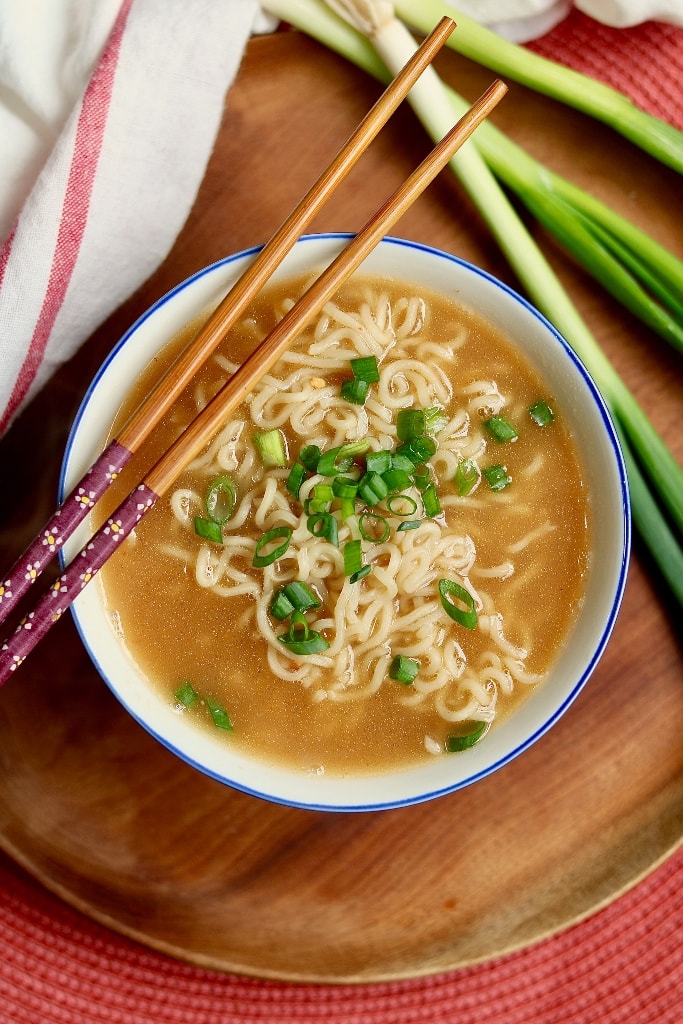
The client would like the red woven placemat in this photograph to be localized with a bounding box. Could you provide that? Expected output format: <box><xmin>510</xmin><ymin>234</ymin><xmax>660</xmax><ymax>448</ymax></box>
<box><xmin>1</xmin><ymin>12</ymin><xmax>681</xmax><ymax>1024</ymax></box>
<box><xmin>528</xmin><ymin>9</ymin><xmax>683</xmax><ymax>128</ymax></box>
<box><xmin>1</xmin><ymin>844</ymin><xmax>681</xmax><ymax>1023</ymax></box>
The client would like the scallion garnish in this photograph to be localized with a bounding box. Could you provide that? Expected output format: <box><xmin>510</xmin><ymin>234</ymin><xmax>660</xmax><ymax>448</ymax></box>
<box><xmin>253</xmin><ymin>428</ymin><xmax>287</xmax><ymax>467</ymax></box>
<box><xmin>421</xmin><ymin>482</ymin><xmax>441</xmax><ymax>518</ymax></box>
<box><xmin>332</xmin><ymin>476</ymin><xmax>358</xmax><ymax>499</ymax></box>
<box><xmin>350</xmin><ymin>564</ymin><xmax>372</xmax><ymax>583</ymax></box>
<box><xmin>438</xmin><ymin>578</ymin><xmax>478</xmax><ymax>630</ymax></box>
<box><xmin>359</xmin><ymin>511</ymin><xmax>390</xmax><ymax>543</ymax></box>
<box><xmin>282</xmin><ymin>580</ymin><xmax>321</xmax><ymax>611</ymax></box>
<box><xmin>445</xmin><ymin>721</ymin><xmax>486</xmax><ymax>752</ymax></box>
<box><xmin>382</xmin><ymin>467</ymin><xmax>413</xmax><ymax>492</ymax></box>
<box><xmin>483</xmin><ymin>464</ymin><xmax>512</xmax><ymax>492</ymax></box>
<box><xmin>270</xmin><ymin>581</ymin><xmax>321</xmax><ymax>620</ymax></box>
<box><xmin>397</xmin><ymin>519</ymin><xmax>422</xmax><ymax>532</ymax></box>
<box><xmin>340</xmin><ymin>377</ymin><xmax>370</xmax><ymax>405</ymax></box>
<box><xmin>269</xmin><ymin>589</ymin><xmax>296</xmax><ymax>621</ymax></box>
<box><xmin>194</xmin><ymin>516</ymin><xmax>223</xmax><ymax>544</ymax></box>
<box><xmin>424</xmin><ymin>406</ymin><xmax>448</xmax><ymax>434</ymax></box>
<box><xmin>286</xmin><ymin>461</ymin><xmax>307</xmax><ymax>499</ymax></box>
<box><xmin>340</xmin><ymin>497</ymin><xmax>356</xmax><ymax>521</ymax></box>
<box><xmin>390</xmin><ymin>453</ymin><xmax>416</xmax><ymax>474</ymax></box>
<box><xmin>411</xmin><ymin>464</ymin><xmax>432</xmax><ymax>491</ymax></box>
<box><xmin>455</xmin><ymin>459</ymin><xmax>479</xmax><ymax>496</ymax></box>
<box><xmin>299</xmin><ymin>444</ymin><xmax>321</xmax><ymax>473</ymax></box>
<box><xmin>174</xmin><ymin>680</ymin><xmax>199</xmax><ymax>708</ymax></box>
<box><xmin>307</xmin><ymin>483</ymin><xmax>334</xmax><ymax>514</ymax></box>
<box><xmin>386</xmin><ymin>493</ymin><xmax>418</xmax><ymax>516</ymax></box>
<box><xmin>350</xmin><ymin>355</ymin><xmax>380</xmax><ymax>383</ymax></box>
<box><xmin>396</xmin><ymin>408</ymin><xmax>426</xmax><ymax>441</ymax></box>
<box><xmin>206</xmin><ymin>696</ymin><xmax>234</xmax><ymax>731</ymax></box>
<box><xmin>343</xmin><ymin>538</ymin><xmax>363</xmax><ymax>576</ymax></box>
<box><xmin>278</xmin><ymin>610</ymin><xmax>330</xmax><ymax>656</ymax></box>
<box><xmin>358</xmin><ymin>471</ymin><xmax>388</xmax><ymax>506</ymax></box>
<box><xmin>205</xmin><ymin>476</ymin><xmax>237</xmax><ymax>525</ymax></box>
<box><xmin>389</xmin><ymin>654</ymin><xmax>420</xmax><ymax>685</ymax></box>
<box><xmin>484</xmin><ymin>416</ymin><xmax>519</xmax><ymax>443</ymax></box>
<box><xmin>529</xmin><ymin>400</ymin><xmax>555</xmax><ymax>427</ymax></box>
<box><xmin>396</xmin><ymin>436</ymin><xmax>437</xmax><ymax>464</ymax></box>
<box><xmin>307</xmin><ymin>512</ymin><xmax>339</xmax><ymax>546</ymax></box>
<box><xmin>252</xmin><ymin>525</ymin><xmax>293</xmax><ymax>567</ymax></box>
<box><xmin>365</xmin><ymin>450</ymin><xmax>392</xmax><ymax>475</ymax></box>
<box><xmin>317</xmin><ymin>440</ymin><xmax>370</xmax><ymax>476</ymax></box>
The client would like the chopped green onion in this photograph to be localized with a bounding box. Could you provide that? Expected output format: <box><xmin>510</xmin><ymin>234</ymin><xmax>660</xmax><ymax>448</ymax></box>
<box><xmin>359</xmin><ymin>511</ymin><xmax>390</xmax><ymax>543</ymax></box>
<box><xmin>343</xmin><ymin>539</ymin><xmax>363</xmax><ymax>576</ymax></box>
<box><xmin>332</xmin><ymin>476</ymin><xmax>358</xmax><ymax>499</ymax></box>
<box><xmin>483</xmin><ymin>464</ymin><xmax>512</xmax><ymax>492</ymax></box>
<box><xmin>412</xmin><ymin>464</ymin><xmax>432</xmax><ymax>491</ymax></box>
<box><xmin>397</xmin><ymin>519</ymin><xmax>422</xmax><ymax>532</ymax></box>
<box><xmin>389</xmin><ymin>654</ymin><xmax>420</xmax><ymax>685</ymax></box>
<box><xmin>365</xmin><ymin>450</ymin><xmax>392</xmax><ymax>475</ymax></box>
<box><xmin>424</xmin><ymin>406</ymin><xmax>449</xmax><ymax>434</ymax></box>
<box><xmin>484</xmin><ymin>415</ymin><xmax>519</xmax><ymax>443</ymax></box>
<box><xmin>529</xmin><ymin>400</ymin><xmax>555</xmax><ymax>427</ymax></box>
<box><xmin>253</xmin><ymin>428</ymin><xmax>287</xmax><ymax>467</ymax></box>
<box><xmin>396</xmin><ymin>436</ymin><xmax>437</xmax><ymax>464</ymax></box>
<box><xmin>358</xmin><ymin>471</ymin><xmax>388</xmax><ymax>506</ymax></box>
<box><xmin>174</xmin><ymin>680</ymin><xmax>199</xmax><ymax>708</ymax></box>
<box><xmin>194</xmin><ymin>516</ymin><xmax>223</xmax><ymax>544</ymax></box>
<box><xmin>306</xmin><ymin>483</ymin><xmax>334</xmax><ymax>514</ymax></box>
<box><xmin>382</xmin><ymin>468</ymin><xmax>413</xmax><ymax>492</ymax></box>
<box><xmin>396</xmin><ymin>408</ymin><xmax>425</xmax><ymax>441</ymax></box>
<box><xmin>438</xmin><ymin>578</ymin><xmax>478</xmax><ymax>630</ymax></box>
<box><xmin>299</xmin><ymin>444</ymin><xmax>321</xmax><ymax>472</ymax></box>
<box><xmin>350</xmin><ymin>564</ymin><xmax>372</xmax><ymax>583</ymax></box>
<box><xmin>278</xmin><ymin>610</ymin><xmax>330</xmax><ymax>656</ymax></box>
<box><xmin>421</xmin><ymin>482</ymin><xmax>441</xmax><ymax>518</ymax></box>
<box><xmin>340</xmin><ymin>496</ymin><xmax>356</xmax><ymax>521</ymax></box>
<box><xmin>269</xmin><ymin>589</ymin><xmax>295</xmax><ymax>621</ymax></box>
<box><xmin>445</xmin><ymin>721</ymin><xmax>487</xmax><ymax>752</ymax></box>
<box><xmin>206</xmin><ymin>697</ymin><xmax>234</xmax><ymax>731</ymax></box>
<box><xmin>317</xmin><ymin>440</ymin><xmax>370</xmax><ymax>476</ymax></box>
<box><xmin>340</xmin><ymin>378</ymin><xmax>370</xmax><ymax>404</ymax></box>
<box><xmin>386</xmin><ymin>493</ymin><xmax>418</xmax><ymax>516</ymax></box>
<box><xmin>307</xmin><ymin>512</ymin><xmax>339</xmax><ymax>546</ymax></box>
<box><xmin>390</xmin><ymin>453</ymin><xmax>415</xmax><ymax>474</ymax></box>
<box><xmin>286</xmin><ymin>461</ymin><xmax>307</xmax><ymax>499</ymax></box>
<box><xmin>252</xmin><ymin>525</ymin><xmax>292</xmax><ymax>567</ymax></box>
<box><xmin>282</xmin><ymin>580</ymin><xmax>321</xmax><ymax>611</ymax></box>
<box><xmin>455</xmin><ymin>459</ymin><xmax>480</xmax><ymax>497</ymax></box>
<box><xmin>350</xmin><ymin>355</ymin><xmax>380</xmax><ymax>383</ymax></box>
<box><xmin>205</xmin><ymin>476</ymin><xmax>237</xmax><ymax>525</ymax></box>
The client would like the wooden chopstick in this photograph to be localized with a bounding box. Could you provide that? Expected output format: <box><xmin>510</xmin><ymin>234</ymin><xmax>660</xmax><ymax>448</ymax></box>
<box><xmin>0</xmin><ymin>15</ymin><xmax>456</xmax><ymax>627</ymax></box>
<box><xmin>0</xmin><ymin>77</ymin><xmax>507</xmax><ymax>685</ymax></box>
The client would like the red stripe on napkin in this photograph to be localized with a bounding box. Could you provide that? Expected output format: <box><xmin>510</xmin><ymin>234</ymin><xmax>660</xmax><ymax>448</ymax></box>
<box><xmin>0</xmin><ymin>0</ymin><xmax>133</xmax><ymax>435</ymax></box>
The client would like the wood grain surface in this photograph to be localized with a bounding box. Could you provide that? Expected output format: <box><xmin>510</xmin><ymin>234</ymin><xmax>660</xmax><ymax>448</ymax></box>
<box><xmin>0</xmin><ymin>32</ymin><xmax>681</xmax><ymax>983</ymax></box>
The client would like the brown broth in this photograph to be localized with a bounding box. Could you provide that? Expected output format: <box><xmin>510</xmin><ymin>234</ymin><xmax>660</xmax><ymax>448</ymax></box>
<box><xmin>98</xmin><ymin>272</ymin><xmax>591</xmax><ymax>775</ymax></box>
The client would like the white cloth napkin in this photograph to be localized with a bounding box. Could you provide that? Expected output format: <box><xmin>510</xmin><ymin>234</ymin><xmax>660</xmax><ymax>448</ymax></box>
<box><xmin>1</xmin><ymin>0</ymin><xmax>681</xmax><ymax>434</ymax></box>
<box><xmin>0</xmin><ymin>0</ymin><xmax>259</xmax><ymax>434</ymax></box>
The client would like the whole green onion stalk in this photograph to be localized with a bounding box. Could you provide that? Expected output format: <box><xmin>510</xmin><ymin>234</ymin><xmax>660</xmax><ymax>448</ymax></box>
<box><xmin>394</xmin><ymin>0</ymin><xmax>683</xmax><ymax>175</ymax></box>
<box><xmin>261</xmin><ymin>0</ymin><xmax>683</xmax><ymax>608</ymax></box>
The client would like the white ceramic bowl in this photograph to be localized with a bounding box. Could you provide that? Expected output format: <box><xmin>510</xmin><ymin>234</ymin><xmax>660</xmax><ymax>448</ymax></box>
<box><xmin>61</xmin><ymin>234</ymin><xmax>630</xmax><ymax>812</ymax></box>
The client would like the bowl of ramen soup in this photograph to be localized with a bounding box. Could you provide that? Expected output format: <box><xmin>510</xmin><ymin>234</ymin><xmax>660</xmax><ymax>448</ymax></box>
<box><xmin>61</xmin><ymin>234</ymin><xmax>630</xmax><ymax>811</ymax></box>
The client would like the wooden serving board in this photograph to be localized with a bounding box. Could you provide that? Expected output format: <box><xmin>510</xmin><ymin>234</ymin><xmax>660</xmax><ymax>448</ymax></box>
<box><xmin>0</xmin><ymin>32</ymin><xmax>681</xmax><ymax>983</ymax></box>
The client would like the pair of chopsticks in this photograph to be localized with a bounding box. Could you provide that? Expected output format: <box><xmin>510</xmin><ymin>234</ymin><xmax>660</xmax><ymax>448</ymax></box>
<box><xmin>0</xmin><ymin>16</ymin><xmax>507</xmax><ymax>685</ymax></box>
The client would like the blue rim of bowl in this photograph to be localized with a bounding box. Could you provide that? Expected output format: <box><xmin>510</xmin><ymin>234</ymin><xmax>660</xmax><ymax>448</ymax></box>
<box><xmin>60</xmin><ymin>233</ymin><xmax>631</xmax><ymax>813</ymax></box>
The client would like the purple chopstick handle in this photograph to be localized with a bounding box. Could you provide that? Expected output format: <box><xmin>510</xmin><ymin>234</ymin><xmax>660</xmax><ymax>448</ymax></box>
<box><xmin>0</xmin><ymin>440</ymin><xmax>132</xmax><ymax>625</ymax></box>
<box><xmin>0</xmin><ymin>482</ymin><xmax>157</xmax><ymax>687</ymax></box>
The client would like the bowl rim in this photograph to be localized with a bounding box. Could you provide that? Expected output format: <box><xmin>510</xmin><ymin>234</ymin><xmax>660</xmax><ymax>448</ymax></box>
<box><xmin>60</xmin><ymin>232</ymin><xmax>631</xmax><ymax>812</ymax></box>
